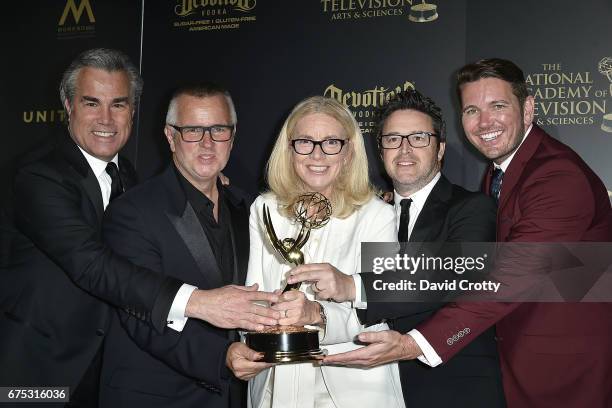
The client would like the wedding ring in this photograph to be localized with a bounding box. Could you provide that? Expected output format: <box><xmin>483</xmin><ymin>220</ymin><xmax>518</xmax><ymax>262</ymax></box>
<box><xmin>313</xmin><ymin>281</ymin><xmax>320</xmax><ymax>292</ymax></box>
<box><xmin>284</xmin><ymin>310</ymin><xmax>288</xmax><ymax>318</ymax></box>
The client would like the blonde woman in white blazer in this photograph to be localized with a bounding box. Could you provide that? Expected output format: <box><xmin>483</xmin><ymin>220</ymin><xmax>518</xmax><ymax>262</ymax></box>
<box><xmin>241</xmin><ymin>96</ymin><xmax>405</xmax><ymax>408</ymax></box>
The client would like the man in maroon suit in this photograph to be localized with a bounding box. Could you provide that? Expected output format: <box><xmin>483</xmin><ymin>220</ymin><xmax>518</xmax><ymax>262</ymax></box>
<box><xmin>321</xmin><ymin>58</ymin><xmax>612</xmax><ymax>407</ymax></box>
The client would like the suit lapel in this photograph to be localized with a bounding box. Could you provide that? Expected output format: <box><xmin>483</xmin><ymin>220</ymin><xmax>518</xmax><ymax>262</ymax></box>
<box><xmin>496</xmin><ymin>125</ymin><xmax>545</xmax><ymax>210</ymax></box>
<box><xmin>118</xmin><ymin>156</ymin><xmax>138</xmax><ymax>190</ymax></box>
<box><xmin>224</xmin><ymin>187</ymin><xmax>249</xmax><ymax>285</ymax></box>
<box><xmin>167</xmin><ymin>205</ymin><xmax>224</xmax><ymax>288</ymax></box>
<box><xmin>409</xmin><ymin>176</ymin><xmax>452</xmax><ymax>245</ymax></box>
<box><xmin>81</xmin><ymin>174</ymin><xmax>104</xmax><ymax>222</ymax></box>
<box><xmin>59</xmin><ymin>135</ymin><xmax>104</xmax><ymax>222</ymax></box>
<box><xmin>481</xmin><ymin>166</ymin><xmax>494</xmax><ymax>195</ymax></box>
<box><xmin>162</xmin><ymin>167</ymin><xmax>224</xmax><ymax>288</ymax></box>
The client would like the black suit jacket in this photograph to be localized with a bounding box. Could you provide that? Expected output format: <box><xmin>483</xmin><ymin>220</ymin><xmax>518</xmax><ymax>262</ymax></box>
<box><xmin>0</xmin><ymin>135</ymin><xmax>182</xmax><ymax>394</ymax></box>
<box><xmin>99</xmin><ymin>165</ymin><xmax>250</xmax><ymax>408</ymax></box>
<box><xmin>360</xmin><ymin>175</ymin><xmax>506</xmax><ymax>408</ymax></box>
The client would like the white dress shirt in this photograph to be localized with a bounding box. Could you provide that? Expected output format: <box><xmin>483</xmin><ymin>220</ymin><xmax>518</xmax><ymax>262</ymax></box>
<box><xmin>393</xmin><ymin>172</ymin><xmax>442</xmax><ymax>240</ymax></box>
<box><xmin>350</xmin><ymin>172</ymin><xmax>444</xmax><ymax>366</ymax></box>
<box><xmin>77</xmin><ymin>147</ymin><xmax>116</xmax><ymax>210</ymax></box>
<box><xmin>353</xmin><ymin>172</ymin><xmax>441</xmax><ymax>307</ymax></box>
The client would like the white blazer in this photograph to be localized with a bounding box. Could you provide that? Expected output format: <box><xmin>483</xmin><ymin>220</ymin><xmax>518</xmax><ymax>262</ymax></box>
<box><xmin>246</xmin><ymin>193</ymin><xmax>405</xmax><ymax>408</ymax></box>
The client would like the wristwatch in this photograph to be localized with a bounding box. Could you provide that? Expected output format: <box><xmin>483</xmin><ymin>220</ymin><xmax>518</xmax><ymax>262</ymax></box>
<box><xmin>316</xmin><ymin>301</ymin><xmax>327</xmax><ymax>327</ymax></box>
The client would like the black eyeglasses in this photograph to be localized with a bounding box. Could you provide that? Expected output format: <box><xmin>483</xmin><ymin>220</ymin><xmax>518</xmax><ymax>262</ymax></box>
<box><xmin>379</xmin><ymin>132</ymin><xmax>437</xmax><ymax>149</ymax></box>
<box><xmin>290</xmin><ymin>138</ymin><xmax>347</xmax><ymax>155</ymax></box>
<box><xmin>168</xmin><ymin>124</ymin><xmax>235</xmax><ymax>143</ymax></box>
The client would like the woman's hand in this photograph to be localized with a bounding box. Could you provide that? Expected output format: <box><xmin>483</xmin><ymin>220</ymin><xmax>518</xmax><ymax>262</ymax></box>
<box><xmin>286</xmin><ymin>263</ymin><xmax>355</xmax><ymax>302</ymax></box>
<box><xmin>271</xmin><ymin>289</ymin><xmax>323</xmax><ymax>326</ymax></box>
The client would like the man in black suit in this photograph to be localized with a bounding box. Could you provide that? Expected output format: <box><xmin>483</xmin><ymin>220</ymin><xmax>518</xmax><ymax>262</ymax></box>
<box><xmin>99</xmin><ymin>83</ymin><xmax>270</xmax><ymax>407</ymax></box>
<box><xmin>288</xmin><ymin>89</ymin><xmax>505</xmax><ymax>407</ymax></box>
<box><xmin>0</xmin><ymin>49</ymin><xmax>277</xmax><ymax>406</ymax></box>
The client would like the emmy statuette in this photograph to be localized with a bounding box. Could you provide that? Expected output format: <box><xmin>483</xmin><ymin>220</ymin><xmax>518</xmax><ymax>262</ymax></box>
<box><xmin>245</xmin><ymin>193</ymin><xmax>332</xmax><ymax>363</ymax></box>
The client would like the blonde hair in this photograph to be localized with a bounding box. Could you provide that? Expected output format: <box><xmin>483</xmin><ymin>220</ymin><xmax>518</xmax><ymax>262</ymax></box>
<box><xmin>266</xmin><ymin>96</ymin><xmax>374</xmax><ymax>219</ymax></box>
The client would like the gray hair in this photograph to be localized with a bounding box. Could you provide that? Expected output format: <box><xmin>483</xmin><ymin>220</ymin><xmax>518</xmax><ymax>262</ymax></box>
<box><xmin>165</xmin><ymin>82</ymin><xmax>237</xmax><ymax>125</ymax></box>
<box><xmin>59</xmin><ymin>48</ymin><xmax>143</xmax><ymax>107</ymax></box>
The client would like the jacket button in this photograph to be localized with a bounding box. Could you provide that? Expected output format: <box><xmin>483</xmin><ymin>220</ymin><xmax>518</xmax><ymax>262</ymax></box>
<box><xmin>96</xmin><ymin>329</ymin><xmax>105</xmax><ymax>336</ymax></box>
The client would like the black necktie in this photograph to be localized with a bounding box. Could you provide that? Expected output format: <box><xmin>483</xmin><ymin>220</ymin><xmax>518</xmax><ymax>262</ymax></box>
<box><xmin>398</xmin><ymin>198</ymin><xmax>412</xmax><ymax>242</ymax></box>
<box><xmin>490</xmin><ymin>168</ymin><xmax>504</xmax><ymax>204</ymax></box>
<box><xmin>105</xmin><ymin>162</ymin><xmax>124</xmax><ymax>202</ymax></box>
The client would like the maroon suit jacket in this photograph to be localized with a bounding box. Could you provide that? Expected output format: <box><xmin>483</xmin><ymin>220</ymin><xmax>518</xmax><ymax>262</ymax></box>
<box><xmin>417</xmin><ymin>125</ymin><xmax>612</xmax><ymax>407</ymax></box>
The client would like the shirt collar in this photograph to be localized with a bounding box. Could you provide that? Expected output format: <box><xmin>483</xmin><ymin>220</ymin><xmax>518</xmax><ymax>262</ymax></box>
<box><xmin>494</xmin><ymin>123</ymin><xmax>533</xmax><ymax>172</ymax></box>
<box><xmin>173</xmin><ymin>163</ymin><xmax>223</xmax><ymax>215</ymax></box>
<box><xmin>77</xmin><ymin>146</ymin><xmax>118</xmax><ymax>178</ymax></box>
<box><xmin>393</xmin><ymin>171</ymin><xmax>441</xmax><ymax>213</ymax></box>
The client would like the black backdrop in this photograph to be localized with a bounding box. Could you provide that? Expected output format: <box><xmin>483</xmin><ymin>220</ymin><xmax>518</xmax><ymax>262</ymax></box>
<box><xmin>3</xmin><ymin>0</ymin><xmax>611</xmax><ymax>199</ymax></box>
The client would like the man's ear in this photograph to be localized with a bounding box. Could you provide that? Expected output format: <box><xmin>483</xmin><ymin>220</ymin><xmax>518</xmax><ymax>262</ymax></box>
<box><xmin>229</xmin><ymin>124</ymin><xmax>236</xmax><ymax>150</ymax></box>
<box><xmin>437</xmin><ymin>141</ymin><xmax>446</xmax><ymax>162</ymax></box>
<box><xmin>523</xmin><ymin>95</ymin><xmax>535</xmax><ymax>128</ymax></box>
<box><xmin>64</xmin><ymin>99</ymin><xmax>72</xmax><ymax>120</ymax></box>
<box><xmin>164</xmin><ymin>125</ymin><xmax>176</xmax><ymax>152</ymax></box>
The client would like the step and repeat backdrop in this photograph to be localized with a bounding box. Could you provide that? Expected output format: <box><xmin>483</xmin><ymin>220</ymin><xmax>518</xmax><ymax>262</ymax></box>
<box><xmin>3</xmin><ymin>0</ymin><xmax>611</xmax><ymax>197</ymax></box>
